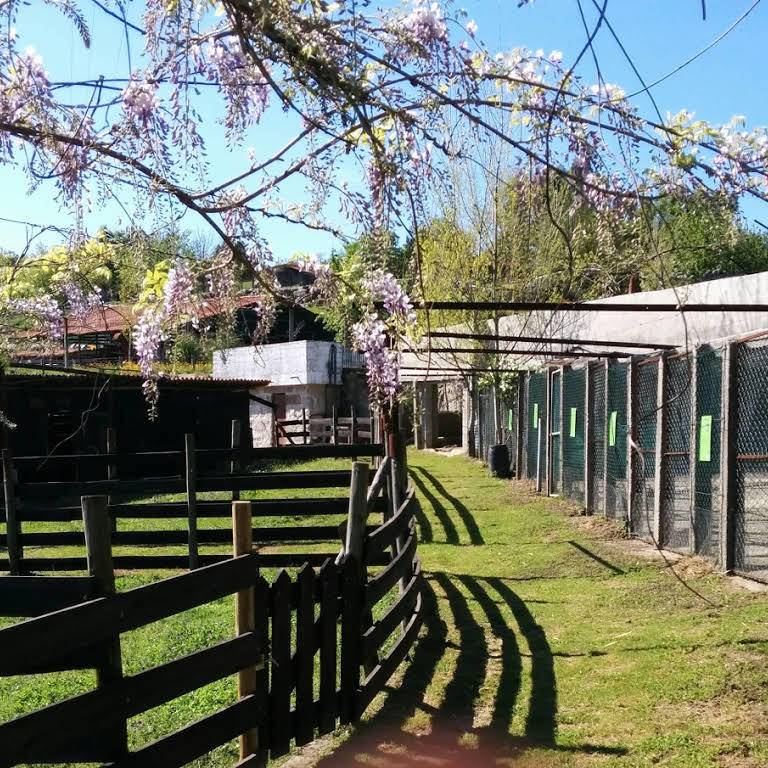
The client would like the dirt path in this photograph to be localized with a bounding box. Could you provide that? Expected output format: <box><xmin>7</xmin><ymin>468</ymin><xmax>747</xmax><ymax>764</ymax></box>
<box><xmin>288</xmin><ymin>450</ymin><xmax>768</xmax><ymax>768</ymax></box>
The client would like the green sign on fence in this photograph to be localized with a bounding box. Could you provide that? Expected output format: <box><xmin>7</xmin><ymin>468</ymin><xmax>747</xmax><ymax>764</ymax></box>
<box><xmin>608</xmin><ymin>411</ymin><xmax>617</xmax><ymax>446</ymax></box>
<box><xmin>699</xmin><ymin>414</ymin><xmax>712</xmax><ymax>462</ymax></box>
<box><xmin>569</xmin><ymin>407</ymin><xmax>577</xmax><ymax>438</ymax></box>
<box><xmin>508</xmin><ymin>409</ymin><xmax>513</xmax><ymax>430</ymax></box>
<box><xmin>533</xmin><ymin>403</ymin><xmax>539</xmax><ymax>428</ymax></box>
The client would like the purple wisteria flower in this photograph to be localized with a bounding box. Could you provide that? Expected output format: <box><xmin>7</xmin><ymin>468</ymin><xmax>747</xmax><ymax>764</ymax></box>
<box><xmin>122</xmin><ymin>76</ymin><xmax>160</xmax><ymax>123</ymax></box>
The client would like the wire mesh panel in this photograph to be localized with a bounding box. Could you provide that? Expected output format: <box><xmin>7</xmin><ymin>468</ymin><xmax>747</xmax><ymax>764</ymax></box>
<box><xmin>606</xmin><ymin>362</ymin><xmax>628</xmax><ymax>520</ymax></box>
<box><xmin>562</xmin><ymin>366</ymin><xmax>586</xmax><ymax>504</ymax></box>
<box><xmin>588</xmin><ymin>364</ymin><xmax>606</xmax><ymax>515</ymax></box>
<box><xmin>526</xmin><ymin>372</ymin><xmax>547</xmax><ymax>483</ymax></box>
<box><xmin>549</xmin><ymin>369</ymin><xmax>562</xmax><ymax>495</ymax></box>
<box><xmin>477</xmin><ymin>389</ymin><xmax>496</xmax><ymax>463</ymax></box>
<box><xmin>734</xmin><ymin>338</ymin><xmax>768</xmax><ymax>583</ymax></box>
<box><xmin>693</xmin><ymin>345</ymin><xmax>723</xmax><ymax>563</ymax></box>
<box><xmin>661</xmin><ymin>355</ymin><xmax>693</xmax><ymax>552</ymax></box>
<box><xmin>631</xmin><ymin>358</ymin><xmax>658</xmax><ymax>540</ymax></box>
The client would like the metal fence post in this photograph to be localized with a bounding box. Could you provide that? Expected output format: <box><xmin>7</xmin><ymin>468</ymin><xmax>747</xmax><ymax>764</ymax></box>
<box><xmin>720</xmin><ymin>341</ymin><xmax>737</xmax><ymax>572</ymax></box>
<box><xmin>545</xmin><ymin>368</ymin><xmax>552</xmax><ymax>496</ymax></box>
<box><xmin>687</xmin><ymin>350</ymin><xmax>698</xmax><ymax>554</ymax></box>
<box><xmin>559</xmin><ymin>365</ymin><xmax>565</xmax><ymax>496</ymax></box>
<box><xmin>602</xmin><ymin>361</ymin><xmax>609</xmax><ymax>518</ymax></box>
<box><xmin>653</xmin><ymin>354</ymin><xmax>667</xmax><ymax>546</ymax></box>
<box><xmin>515</xmin><ymin>373</ymin><xmax>525</xmax><ymax>479</ymax></box>
<box><xmin>626</xmin><ymin>357</ymin><xmax>637</xmax><ymax>530</ymax></box>
<box><xmin>584</xmin><ymin>362</ymin><xmax>593</xmax><ymax>512</ymax></box>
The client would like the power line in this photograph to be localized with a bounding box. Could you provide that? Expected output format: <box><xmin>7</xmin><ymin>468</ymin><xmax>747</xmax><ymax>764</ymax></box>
<box><xmin>427</xmin><ymin>331</ymin><xmax>676</xmax><ymax>350</ymax></box>
<box><xmin>407</xmin><ymin>300</ymin><xmax>768</xmax><ymax>312</ymax></box>
<box><xmin>625</xmin><ymin>0</ymin><xmax>762</xmax><ymax>100</ymax></box>
<box><xmin>408</xmin><ymin>347</ymin><xmax>630</xmax><ymax>358</ymax></box>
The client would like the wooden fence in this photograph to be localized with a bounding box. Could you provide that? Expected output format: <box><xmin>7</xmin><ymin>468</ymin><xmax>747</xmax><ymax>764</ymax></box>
<box><xmin>275</xmin><ymin>408</ymin><xmax>373</xmax><ymax>446</ymax></box>
<box><xmin>0</xmin><ymin>457</ymin><xmax>423</xmax><ymax>767</ymax></box>
<box><xmin>0</xmin><ymin>435</ymin><xmax>384</xmax><ymax>574</ymax></box>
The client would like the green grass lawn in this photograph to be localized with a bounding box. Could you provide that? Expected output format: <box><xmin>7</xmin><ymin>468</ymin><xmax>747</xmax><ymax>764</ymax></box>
<box><xmin>2</xmin><ymin>451</ymin><xmax>768</xmax><ymax>767</ymax></box>
<box><xmin>310</xmin><ymin>451</ymin><xmax>768</xmax><ymax>768</ymax></box>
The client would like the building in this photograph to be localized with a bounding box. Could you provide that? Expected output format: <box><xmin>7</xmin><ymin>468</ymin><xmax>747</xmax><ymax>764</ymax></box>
<box><xmin>0</xmin><ymin>367</ymin><xmax>267</xmax><ymax>479</ymax></box>
<box><xmin>213</xmin><ymin>341</ymin><xmax>368</xmax><ymax>447</ymax></box>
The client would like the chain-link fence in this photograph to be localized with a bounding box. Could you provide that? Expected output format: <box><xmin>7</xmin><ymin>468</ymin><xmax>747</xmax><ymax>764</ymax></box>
<box><xmin>606</xmin><ymin>362</ymin><xmax>628</xmax><ymax>520</ymax></box>
<box><xmin>631</xmin><ymin>358</ymin><xmax>658</xmax><ymax>541</ymax></box>
<box><xmin>661</xmin><ymin>354</ymin><xmax>693</xmax><ymax>552</ymax></box>
<box><xmin>693</xmin><ymin>345</ymin><xmax>722</xmax><ymax>564</ymax></box>
<box><xmin>483</xmin><ymin>331</ymin><xmax>768</xmax><ymax>584</ymax></box>
<box><xmin>588</xmin><ymin>363</ymin><xmax>606</xmax><ymax>515</ymax></box>
<box><xmin>734</xmin><ymin>338</ymin><xmax>768</xmax><ymax>583</ymax></box>
<box><xmin>526</xmin><ymin>372</ymin><xmax>547</xmax><ymax>483</ymax></box>
<box><xmin>562</xmin><ymin>366</ymin><xmax>586</xmax><ymax>503</ymax></box>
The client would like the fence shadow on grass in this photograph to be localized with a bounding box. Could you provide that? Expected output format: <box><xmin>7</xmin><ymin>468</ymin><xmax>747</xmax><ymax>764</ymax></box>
<box><xmin>314</xmin><ymin>572</ymin><xmax>626</xmax><ymax>767</ymax></box>
<box><xmin>409</xmin><ymin>467</ymin><xmax>485</xmax><ymax>546</ymax></box>
<box><xmin>408</xmin><ymin>470</ymin><xmax>460</xmax><ymax>545</ymax></box>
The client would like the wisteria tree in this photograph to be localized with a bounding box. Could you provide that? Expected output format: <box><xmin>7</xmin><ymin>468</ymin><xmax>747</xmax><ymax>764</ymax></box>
<box><xmin>2</xmin><ymin>0</ymin><xmax>768</xmax><ymax>418</ymax></box>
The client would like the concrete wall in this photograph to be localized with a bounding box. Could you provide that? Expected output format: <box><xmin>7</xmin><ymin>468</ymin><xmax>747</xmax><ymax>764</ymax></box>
<box><xmin>248</xmin><ymin>383</ymin><xmax>334</xmax><ymax>446</ymax></box>
<box><xmin>496</xmin><ymin>271</ymin><xmax>768</xmax><ymax>364</ymax></box>
<box><xmin>214</xmin><ymin>341</ymin><xmax>343</xmax><ymax>386</ymax></box>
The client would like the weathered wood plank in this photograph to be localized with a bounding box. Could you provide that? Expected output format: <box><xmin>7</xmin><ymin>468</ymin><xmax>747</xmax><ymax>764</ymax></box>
<box><xmin>0</xmin><ymin>553</ymin><xmax>259</xmax><ymax>675</ymax></box>
<box><xmin>357</xmin><ymin>587</ymin><xmax>424</xmax><ymax>717</ymax></box>
<box><xmin>105</xmin><ymin>695</ymin><xmax>262</xmax><ymax>768</ymax></box>
<box><xmin>0</xmin><ymin>633</ymin><xmax>263</xmax><ymax>764</ymax></box>
<box><xmin>0</xmin><ymin>575</ymin><xmax>95</xmax><ymax>617</ymax></box>
<box><xmin>269</xmin><ymin>570</ymin><xmax>292</xmax><ymax>758</ymax></box>
<box><xmin>365</xmin><ymin>491</ymin><xmax>415</xmax><ymax>561</ymax></box>
<box><xmin>365</xmin><ymin>534</ymin><xmax>417</xmax><ymax>610</ymax></box>
<box><xmin>361</xmin><ymin>567</ymin><xmax>421</xmax><ymax>659</ymax></box>
<box><xmin>318</xmin><ymin>558</ymin><xmax>338</xmax><ymax>735</ymax></box>
<box><xmin>17</xmin><ymin>496</ymin><xmax>382</xmax><ymax>522</ymax></box>
<box><xmin>294</xmin><ymin>563</ymin><xmax>315</xmax><ymax>746</ymax></box>
<box><xmin>339</xmin><ymin>556</ymin><xmax>362</xmax><ymax>724</ymax></box>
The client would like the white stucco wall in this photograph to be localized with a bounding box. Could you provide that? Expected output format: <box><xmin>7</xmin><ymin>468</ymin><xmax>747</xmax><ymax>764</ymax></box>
<box><xmin>214</xmin><ymin>341</ymin><xmax>343</xmax><ymax>386</ymax></box>
<box><xmin>401</xmin><ymin>272</ymin><xmax>768</xmax><ymax>375</ymax></box>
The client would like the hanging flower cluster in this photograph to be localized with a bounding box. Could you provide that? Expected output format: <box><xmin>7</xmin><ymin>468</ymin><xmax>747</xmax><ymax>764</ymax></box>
<box><xmin>353</xmin><ymin>313</ymin><xmax>401</xmax><ymax>404</ymax></box>
<box><xmin>3</xmin><ymin>0</ymin><xmax>768</xmax><ymax>414</ymax></box>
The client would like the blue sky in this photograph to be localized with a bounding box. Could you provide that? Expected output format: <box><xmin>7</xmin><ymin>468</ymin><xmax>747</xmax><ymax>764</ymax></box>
<box><xmin>1</xmin><ymin>0</ymin><xmax>766</xmax><ymax>259</ymax></box>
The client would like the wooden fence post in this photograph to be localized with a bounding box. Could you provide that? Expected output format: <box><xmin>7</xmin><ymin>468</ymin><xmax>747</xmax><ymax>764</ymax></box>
<box><xmin>2</xmin><ymin>449</ymin><xmax>21</xmax><ymax>575</ymax></box>
<box><xmin>231</xmin><ymin>419</ymin><xmax>241</xmax><ymax>502</ymax></box>
<box><xmin>82</xmin><ymin>494</ymin><xmax>127</xmax><ymax>756</ymax></box>
<box><xmin>332</xmin><ymin>405</ymin><xmax>338</xmax><ymax>445</ymax></box>
<box><xmin>302</xmin><ymin>408</ymin><xmax>307</xmax><ymax>445</ymax></box>
<box><xmin>341</xmin><ymin>461</ymin><xmax>369</xmax><ymax>723</ymax></box>
<box><xmin>185</xmin><ymin>433</ymin><xmax>199</xmax><ymax>570</ymax></box>
<box><xmin>232</xmin><ymin>500</ymin><xmax>260</xmax><ymax>760</ymax></box>
<box><xmin>351</xmin><ymin>406</ymin><xmax>357</xmax><ymax>445</ymax></box>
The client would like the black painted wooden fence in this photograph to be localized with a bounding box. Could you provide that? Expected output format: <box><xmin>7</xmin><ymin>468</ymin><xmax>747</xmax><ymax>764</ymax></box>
<box><xmin>0</xmin><ymin>459</ymin><xmax>423</xmax><ymax>767</ymax></box>
<box><xmin>0</xmin><ymin>441</ymin><xmax>385</xmax><ymax>573</ymax></box>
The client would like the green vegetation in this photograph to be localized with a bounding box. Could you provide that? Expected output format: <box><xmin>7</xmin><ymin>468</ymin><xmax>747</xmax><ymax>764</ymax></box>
<box><xmin>1</xmin><ymin>452</ymin><xmax>768</xmax><ymax>767</ymax></box>
<box><xmin>319</xmin><ymin>451</ymin><xmax>768</xmax><ymax>768</ymax></box>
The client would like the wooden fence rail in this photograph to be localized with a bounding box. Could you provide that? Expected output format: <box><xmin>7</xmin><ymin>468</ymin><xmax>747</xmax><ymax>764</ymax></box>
<box><xmin>0</xmin><ymin>436</ymin><xmax>385</xmax><ymax>574</ymax></box>
<box><xmin>0</xmin><ymin>456</ymin><xmax>422</xmax><ymax>768</ymax></box>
